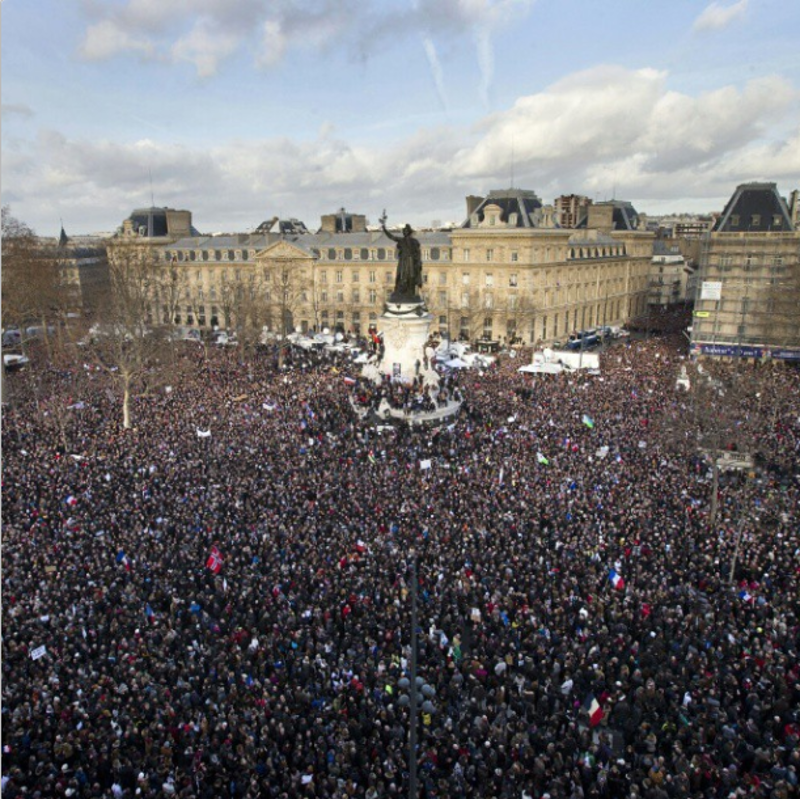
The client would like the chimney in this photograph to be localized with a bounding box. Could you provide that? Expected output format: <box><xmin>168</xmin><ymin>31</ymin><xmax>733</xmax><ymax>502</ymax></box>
<box><xmin>789</xmin><ymin>189</ymin><xmax>799</xmax><ymax>230</ymax></box>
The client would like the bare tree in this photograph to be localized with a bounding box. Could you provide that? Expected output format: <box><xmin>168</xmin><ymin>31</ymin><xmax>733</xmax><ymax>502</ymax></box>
<box><xmin>262</xmin><ymin>257</ymin><xmax>310</xmax><ymax>367</ymax></box>
<box><xmin>1</xmin><ymin>207</ymin><xmax>63</xmax><ymax>357</ymax></box>
<box><xmin>89</xmin><ymin>248</ymin><xmax>173</xmax><ymax>429</ymax></box>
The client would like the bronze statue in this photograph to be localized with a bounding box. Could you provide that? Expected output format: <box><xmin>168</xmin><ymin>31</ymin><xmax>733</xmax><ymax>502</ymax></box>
<box><xmin>380</xmin><ymin>210</ymin><xmax>422</xmax><ymax>301</ymax></box>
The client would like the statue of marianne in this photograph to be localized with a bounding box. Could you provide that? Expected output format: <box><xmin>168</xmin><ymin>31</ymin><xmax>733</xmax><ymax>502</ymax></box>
<box><xmin>381</xmin><ymin>210</ymin><xmax>422</xmax><ymax>301</ymax></box>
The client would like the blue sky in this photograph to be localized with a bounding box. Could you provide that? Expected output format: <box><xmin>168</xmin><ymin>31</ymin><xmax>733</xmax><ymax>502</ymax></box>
<box><xmin>2</xmin><ymin>0</ymin><xmax>799</xmax><ymax>235</ymax></box>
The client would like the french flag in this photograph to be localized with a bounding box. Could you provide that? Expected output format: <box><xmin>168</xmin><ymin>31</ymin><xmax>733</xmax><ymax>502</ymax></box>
<box><xmin>583</xmin><ymin>694</ymin><xmax>604</xmax><ymax>727</ymax></box>
<box><xmin>609</xmin><ymin>569</ymin><xmax>625</xmax><ymax>590</ymax></box>
<box><xmin>343</xmin><ymin>376</ymin><xmax>356</xmax><ymax>385</ymax></box>
<box><xmin>65</xmin><ymin>495</ymin><xmax>78</xmax><ymax>507</ymax></box>
<box><xmin>206</xmin><ymin>545</ymin><xmax>223</xmax><ymax>574</ymax></box>
<box><xmin>738</xmin><ymin>589</ymin><xmax>754</xmax><ymax>603</ymax></box>
<box><xmin>116</xmin><ymin>551</ymin><xmax>131</xmax><ymax>571</ymax></box>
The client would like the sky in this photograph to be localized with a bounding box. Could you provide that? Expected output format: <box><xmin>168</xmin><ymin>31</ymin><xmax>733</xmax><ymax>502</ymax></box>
<box><xmin>2</xmin><ymin>0</ymin><xmax>800</xmax><ymax>236</ymax></box>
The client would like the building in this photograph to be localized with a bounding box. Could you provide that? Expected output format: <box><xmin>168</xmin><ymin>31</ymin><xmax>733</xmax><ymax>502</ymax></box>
<box><xmin>54</xmin><ymin>228</ymin><xmax>110</xmax><ymax>312</ymax></box>
<box><xmin>691</xmin><ymin>182</ymin><xmax>800</xmax><ymax>361</ymax></box>
<box><xmin>648</xmin><ymin>239</ymin><xmax>695</xmax><ymax>308</ymax></box>
<box><xmin>112</xmin><ymin>189</ymin><xmax>653</xmax><ymax>346</ymax></box>
<box><xmin>554</xmin><ymin>194</ymin><xmax>592</xmax><ymax>229</ymax></box>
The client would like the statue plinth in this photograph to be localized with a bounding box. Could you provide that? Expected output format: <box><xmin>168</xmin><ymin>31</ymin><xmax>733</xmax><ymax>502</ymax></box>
<box><xmin>374</xmin><ymin>298</ymin><xmax>432</xmax><ymax>383</ymax></box>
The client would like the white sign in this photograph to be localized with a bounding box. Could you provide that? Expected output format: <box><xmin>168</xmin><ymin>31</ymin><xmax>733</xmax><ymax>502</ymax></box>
<box><xmin>419</xmin><ymin>459</ymin><xmax>432</xmax><ymax>470</ymax></box>
<box><xmin>30</xmin><ymin>645</ymin><xmax>47</xmax><ymax>661</ymax></box>
<box><xmin>701</xmin><ymin>281</ymin><xmax>722</xmax><ymax>301</ymax></box>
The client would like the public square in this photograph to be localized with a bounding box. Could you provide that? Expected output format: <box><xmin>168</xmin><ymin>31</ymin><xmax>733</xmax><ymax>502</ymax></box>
<box><xmin>2</xmin><ymin>337</ymin><xmax>799</xmax><ymax>798</ymax></box>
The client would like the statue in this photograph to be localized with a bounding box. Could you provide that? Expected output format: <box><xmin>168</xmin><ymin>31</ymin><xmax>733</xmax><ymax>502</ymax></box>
<box><xmin>380</xmin><ymin>210</ymin><xmax>422</xmax><ymax>301</ymax></box>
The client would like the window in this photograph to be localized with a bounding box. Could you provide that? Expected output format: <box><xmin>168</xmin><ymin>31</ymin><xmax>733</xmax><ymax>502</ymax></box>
<box><xmin>198</xmin><ymin>307</ymin><xmax>206</xmax><ymax>326</ymax></box>
<box><xmin>511</xmin><ymin>251</ymin><xmax>518</xmax><ymax>263</ymax></box>
<box><xmin>321</xmin><ymin>290</ymin><xmax>328</xmax><ymax>303</ymax></box>
<box><xmin>189</xmin><ymin>251</ymin><xmax>196</xmax><ymax>261</ymax></box>
<box><xmin>486</xmin><ymin>249</ymin><xmax>494</xmax><ymax>262</ymax></box>
<box><xmin>328</xmin><ymin>248</ymin><xmax>337</xmax><ymax>260</ymax></box>
<box><xmin>337</xmin><ymin>290</ymin><xmax>344</xmax><ymax>303</ymax></box>
<box><xmin>509</xmin><ymin>273</ymin><xmax>518</xmax><ymax>287</ymax></box>
<box><xmin>176</xmin><ymin>251</ymin><xmax>184</xmax><ymax>261</ymax></box>
<box><xmin>751</xmin><ymin>215</ymin><xmax>761</xmax><ymax>227</ymax></box>
<box><xmin>369</xmin><ymin>270</ymin><xmax>377</xmax><ymax>283</ymax></box>
<box><xmin>242</xmin><ymin>250</ymin><xmax>249</xmax><ymax>261</ymax></box>
<box><xmin>320</xmin><ymin>270</ymin><xmax>328</xmax><ymax>283</ymax></box>
<box><xmin>438</xmin><ymin>290</ymin><xmax>447</xmax><ymax>306</ymax></box>
<box><xmin>542</xmin><ymin>315</ymin><xmax>547</xmax><ymax>340</ymax></box>
<box><xmin>554</xmin><ymin>313</ymin><xmax>559</xmax><ymax>336</ymax></box>
<box><xmin>377</xmin><ymin>248</ymin><xmax>386</xmax><ymax>260</ymax></box>
<box><xmin>360</xmin><ymin>248</ymin><xmax>369</xmax><ymax>260</ymax></box>
<box><xmin>430</xmin><ymin>247</ymin><xmax>440</xmax><ymax>261</ymax></box>
<box><xmin>485</xmin><ymin>273</ymin><xmax>494</xmax><ymax>287</ymax></box>
<box><xmin>463</xmin><ymin>248</ymin><xmax>470</xmax><ymax>262</ymax></box>
<box><xmin>344</xmin><ymin>248</ymin><xmax>353</xmax><ymax>260</ymax></box>
<box><xmin>508</xmin><ymin>294</ymin><xmax>518</xmax><ymax>310</ymax></box>
<box><xmin>483</xmin><ymin>317</ymin><xmax>493</xmax><ymax>338</ymax></box>
<box><xmin>352</xmin><ymin>289</ymin><xmax>360</xmax><ymax>303</ymax></box>
<box><xmin>321</xmin><ymin>310</ymin><xmax>329</xmax><ymax>322</ymax></box>
<box><xmin>507</xmin><ymin>319</ymin><xmax>516</xmax><ymax>339</ymax></box>
<box><xmin>461</xmin><ymin>291</ymin><xmax>470</xmax><ymax>308</ymax></box>
<box><xmin>235</xmin><ymin>269</ymin><xmax>241</xmax><ymax>281</ymax></box>
<box><xmin>460</xmin><ymin>317</ymin><xmax>469</xmax><ymax>338</ymax></box>
<box><xmin>335</xmin><ymin>270</ymin><xmax>343</xmax><ymax>283</ymax></box>
<box><xmin>228</xmin><ymin>250</ymin><xmax>235</xmax><ymax>261</ymax></box>
<box><xmin>352</xmin><ymin>271</ymin><xmax>359</xmax><ymax>283</ymax></box>
<box><xmin>369</xmin><ymin>289</ymin><xmax>377</xmax><ymax>304</ymax></box>
<box><xmin>186</xmin><ymin>307</ymin><xmax>193</xmax><ymax>325</ymax></box>
<box><xmin>385</xmin><ymin>271</ymin><xmax>393</xmax><ymax>284</ymax></box>
<box><xmin>462</xmin><ymin>272</ymin><xmax>470</xmax><ymax>286</ymax></box>
<box><xmin>773</xmin><ymin>215</ymin><xmax>783</xmax><ymax>228</ymax></box>
<box><xmin>439</xmin><ymin>272</ymin><xmax>447</xmax><ymax>285</ymax></box>
<box><xmin>484</xmin><ymin>293</ymin><xmax>494</xmax><ymax>309</ymax></box>
<box><xmin>730</xmin><ymin>215</ymin><xmax>739</xmax><ymax>227</ymax></box>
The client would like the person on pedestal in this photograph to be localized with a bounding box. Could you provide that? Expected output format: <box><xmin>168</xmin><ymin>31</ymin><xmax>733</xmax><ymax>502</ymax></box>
<box><xmin>381</xmin><ymin>211</ymin><xmax>422</xmax><ymax>302</ymax></box>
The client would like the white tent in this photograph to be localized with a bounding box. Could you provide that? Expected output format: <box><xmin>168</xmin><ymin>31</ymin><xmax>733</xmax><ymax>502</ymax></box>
<box><xmin>518</xmin><ymin>362</ymin><xmax>563</xmax><ymax>375</ymax></box>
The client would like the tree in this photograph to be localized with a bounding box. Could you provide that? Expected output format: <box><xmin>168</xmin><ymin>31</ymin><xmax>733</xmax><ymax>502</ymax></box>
<box><xmin>89</xmin><ymin>248</ymin><xmax>173</xmax><ymax>429</ymax></box>
<box><xmin>262</xmin><ymin>257</ymin><xmax>310</xmax><ymax>367</ymax></box>
<box><xmin>1</xmin><ymin>207</ymin><xmax>63</xmax><ymax>356</ymax></box>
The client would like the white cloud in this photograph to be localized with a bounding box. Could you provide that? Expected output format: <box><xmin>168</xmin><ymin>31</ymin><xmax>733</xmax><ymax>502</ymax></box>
<box><xmin>171</xmin><ymin>21</ymin><xmax>239</xmax><ymax>78</ymax></box>
<box><xmin>79</xmin><ymin>20</ymin><xmax>156</xmax><ymax>61</ymax></box>
<box><xmin>5</xmin><ymin>66</ymin><xmax>799</xmax><ymax>234</ymax></box>
<box><xmin>692</xmin><ymin>0</ymin><xmax>748</xmax><ymax>33</ymax></box>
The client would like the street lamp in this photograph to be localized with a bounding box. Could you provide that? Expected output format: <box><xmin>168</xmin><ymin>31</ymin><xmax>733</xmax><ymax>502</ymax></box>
<box><xmin>395</xmin><ymin>549</ymin><xmax>437</xmax><ymax>799</ymax></box>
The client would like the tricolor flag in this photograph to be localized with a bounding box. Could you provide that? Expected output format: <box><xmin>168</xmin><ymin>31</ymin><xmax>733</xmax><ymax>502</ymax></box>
<box><xmin>536</xmin><ymin>452</ymin><xmax>549</xmax><ymax>465</ymax></box>
<box><xmin>738</xmin><ymin>589</ymin><xmax>754</xmax><ymax>603</ymax></box>
<box><xmin>65</xmin><ymin>495</ymin><xmax>79</xmax><ymax>507</ymax></box>
<box><xmin>582</xmin><ymin>414</ymin><xmax>595</xmax><ymax>429</ymax></box>
<box><xmin>608</xmin><ymin>569</ymin><xmax>625</xmax><ymax>590</ymax></box>
<box><xmin>206</xmin><ymin>545</ymin><xmax>223</xmax><ymax>574</ymax></box>
<box><xmin>583</xmin><ymin>693</ymin><xmax>604</xmax><ymax>727</ymax></box>
<box><xmin>116</xmin><ymin>550</ymin><xmax>131</xmax><ymax>571</ymax></box>
<box><xmin>145</xmin><ymin>603</ymin><xmax>155</xmax><ymax>622</ymax></box>
<box><xmin>343</xmin><ymin>376</ymin><xmax>356</xmax><ymax>385</ymax></box>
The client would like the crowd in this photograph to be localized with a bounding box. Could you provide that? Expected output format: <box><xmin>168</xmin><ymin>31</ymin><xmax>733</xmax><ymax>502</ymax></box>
<box><xmin>2</xmin><ymin>335</ymin><xmax>799</xmax><ymax>799</ymax></box>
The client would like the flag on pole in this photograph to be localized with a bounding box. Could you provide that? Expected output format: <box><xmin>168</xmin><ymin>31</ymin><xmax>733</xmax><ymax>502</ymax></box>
<box><xmin>609</xmin><ymin>569</ymin><xmax>625</xmax><ymax>590</ymax></box>
<box><xmin>206</xmin><ymin>545</ymin><xmax>223</xmax><ymax>574</ymax></box>
<box><xmin>582</xmin><ymin>414</ymin><xmax>595</xmax><ymax>429</ymax></box>
<box><xmin>145</xmin><ymin>603</ymin><xmax>155</xmax><ymax>622</ymax></box>
<box><xmin>536</xmin><ymin>452</ymin><xmax>549</xmax><ymax>465</ymax></box>
<box><xmin>583</xmin><ymin>694</ymin><xmax>604</xmax><ymax>726</ymax></box>
<box><xmin>738</xmin><ymin>589</ymin><xmax>754</xmax><ymax>603</ymax></box>
<box><xmin>116</xmin><ymin>550</ymin><xmax>131</xmax><ymax>571</ymax></box>
<box><xmin>343</xmin><ymin>376</ymin><xmax>356</xmax><ymax>385</ymax></box>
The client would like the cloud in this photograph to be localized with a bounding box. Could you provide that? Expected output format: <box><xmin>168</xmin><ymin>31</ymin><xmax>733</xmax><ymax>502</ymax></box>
<box><xmin>79</xmin><ymin>19</ymin><xmax>156</xmax><ymax>61</ymax></box>
<box><xmin>171</xmin><ymin>21</ymin><xmax>239</xmax><ymax>78</ymax></box>
<box><xmin>5</xmin><ymin>66</ymin><xmax>799</xmax><ymax>234</ymax></box>
<box><xmin>2</xmin><ymin>103</ymin><xmax>35</xmax><ymax>119</ymax></box>
<box><xmin>692</xmin><ymin>0</ymin><xmax>748</xmax><ymax>33</ymax></box>
<box><xmin>76</xmin><ymin>0</ymin><xmax>534</xmax><ymax>88</ymax></box>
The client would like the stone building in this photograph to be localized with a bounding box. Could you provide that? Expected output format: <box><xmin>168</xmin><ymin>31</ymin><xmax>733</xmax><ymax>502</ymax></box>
<box><xmin>691</xmin><ymin>182</ymin><xmax>800</xmax><ymax>361</ymax></box>
<box><xmin>113</xmin><ymin>189</ymin><xmax>653</xmax><ymax>346</ymax></box>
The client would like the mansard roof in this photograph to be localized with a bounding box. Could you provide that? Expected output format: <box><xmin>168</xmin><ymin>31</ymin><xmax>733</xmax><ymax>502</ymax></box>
<box><xmin>460</xmin><ymin>189</ymin><xmax>544</xmax><ymax>228</ymax></box>
<box><xmin>713</xmin><ymin>182</ymin><xmax>794</xmax><ymax>232</ymax></box>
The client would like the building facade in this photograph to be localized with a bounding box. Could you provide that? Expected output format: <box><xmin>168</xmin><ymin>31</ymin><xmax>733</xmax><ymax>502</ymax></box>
<box><xmin>691</xmin><ymin>182</ymin><xmax>800</xmax><ymax>361</ymax></box>
<box><xmin>112</xmin><ymin>189</ymin><xmax>653</xmax><ymax>346</ymax></box>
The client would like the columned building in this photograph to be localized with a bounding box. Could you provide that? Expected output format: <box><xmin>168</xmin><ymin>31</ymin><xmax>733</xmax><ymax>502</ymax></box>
<box><xmin>691</xmin><ymin>182</ymin><xmax>800</xmax><ymax>361</ymax></box>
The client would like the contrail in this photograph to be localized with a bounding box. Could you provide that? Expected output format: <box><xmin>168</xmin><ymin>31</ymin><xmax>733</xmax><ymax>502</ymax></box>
<box><xmin>422</xmin><ymin>36</ymin><xmax>448</xmax><ymax>112</ymax></box>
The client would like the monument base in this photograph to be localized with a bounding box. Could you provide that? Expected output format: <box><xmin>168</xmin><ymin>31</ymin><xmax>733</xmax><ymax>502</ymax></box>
<box><xmin>377</xmin><ymin>299</ymin><xmax>432</xmax><ymax>383</ymax></box>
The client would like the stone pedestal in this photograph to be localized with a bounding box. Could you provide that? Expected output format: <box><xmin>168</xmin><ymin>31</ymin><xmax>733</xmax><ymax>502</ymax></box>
<box><xmin>375</xmin><ymin>299</ymin><xmax>432</xmax><ymax>382</ymax></box>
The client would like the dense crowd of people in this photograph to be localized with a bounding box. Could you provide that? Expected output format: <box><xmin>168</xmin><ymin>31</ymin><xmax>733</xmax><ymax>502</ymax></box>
<box><xmin>2</xmin><ymin>335</ymin><xmax>799</xmax><ymax>798</ymax></box>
